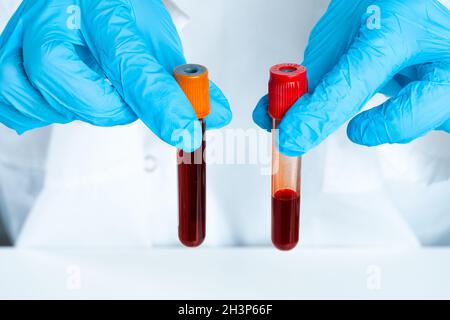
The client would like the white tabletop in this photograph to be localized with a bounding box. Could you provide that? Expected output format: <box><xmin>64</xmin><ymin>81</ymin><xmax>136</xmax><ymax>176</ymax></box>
<box><xmin>1</xmin><ymin>248</ymin><xmax>449</xmax><ymax>300</ymax></box>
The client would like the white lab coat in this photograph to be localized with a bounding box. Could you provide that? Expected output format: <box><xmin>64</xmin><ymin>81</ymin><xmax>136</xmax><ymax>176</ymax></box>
<box><xmin>0</xmin><ymin>0</ymin><xmax>449</xmax><ymax>248</ymax></box>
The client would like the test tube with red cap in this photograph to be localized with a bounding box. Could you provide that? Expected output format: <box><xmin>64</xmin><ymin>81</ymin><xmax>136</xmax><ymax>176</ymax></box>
<box><xmin>174</xmin><ymin>64</ymin><xmax>210</xmax><ymax>248</ymax></box>
<box><xmin>268</xmin><ymin>64</ymin><xmax>308</xmax><ymax>251</ymax></box>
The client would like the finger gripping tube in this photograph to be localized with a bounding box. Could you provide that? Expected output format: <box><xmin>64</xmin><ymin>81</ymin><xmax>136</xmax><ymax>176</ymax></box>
<box><xmin>174</xmin><ymin>64</ymin><xmax>210</xmax><ymax>119</ymax></box>
<box><xmin>269</xmin><ymin>64</ymin><xmax>308</xmax><ymax>120</ymax></box>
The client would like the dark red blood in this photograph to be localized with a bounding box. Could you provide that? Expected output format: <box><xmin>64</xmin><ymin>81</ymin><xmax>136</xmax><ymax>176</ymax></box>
<box><xmin>177</xmin><ymin>124</ymin><xmax>206</xmax><ymax>247</ymax></box>
<box><xmin>272</xmin><ymin>189</ymin><xmax>300</xmax><ymax>251</ymax></box>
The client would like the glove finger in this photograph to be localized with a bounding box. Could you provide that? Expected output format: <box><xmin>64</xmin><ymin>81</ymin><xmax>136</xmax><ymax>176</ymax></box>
<box><xmin>379</xmin><ymin>66</ymin><xmax>418</xmax><ymax>97</ymax></box>
<box><xmin>0</xmin><ymin>0</ymin><xmax>26</xmax><ymax>48</ymax></box>
<box><xmin>23</xmin><ymin>35</ymin><xmax>136</xmax><ymax>126</ymax></box>
<box><xmin>303</xmin><ymin>0</ymin><xmax>373</xmax><ymax>91</ymax></box>
<box><xmin>438</xmin><ymin>119</ymin><xmax>450</xmax><ymax>133</ymax></box>
<box><xmin>0</xmin><ymin>98</ymin><xmax>50</xmax><ymax>133</ymax></box>
<box><xmin>417</xmin><ymin>62</ymin><xmax>450</xmax><ymax>82</ymax></box>
<box><xmin>0</xmin><ymin>20</ymin><xmax>72</xmax><ymax>126</ymax></box>
<box><xmin>279</xmin><ymin>16</ymin><xmax>411</xmax><ymax>156</ymax></box>
<box><xmin>204</xmin><ymin>81</ymin><xmax>232</xmax><ymax>130</ymax></box>
<box><xmin>252</xmin><ymin>95</ymin><xmax>272</xmax><ymax>132</ymax></box>
<box><xmin>347</xmin><ymin>80</ymin><xmax>450</xmax><ymax>146</ymax></box>
<box><xmin>429</xmin><ymin>63</ymin><xmax>450</xmax><ymax>134</ymax></box>
<box><xmin>126</xmin><ymin>0</ymin><xmax>186</xmax><ymax>73</ymax></box>
<box><xmin>1</xmin><ymin>53</ymin><xmax>74</xmax><ymax>124</ymax></box>
<box><xmin>129</xmin><ymin>1</ymin><xmax>231</xmax><ymax>131</ymax></box>
<box><xmin>81</xmin><ymin>0</ymin><xmax>201</xmax><ymax>152</ymax></box>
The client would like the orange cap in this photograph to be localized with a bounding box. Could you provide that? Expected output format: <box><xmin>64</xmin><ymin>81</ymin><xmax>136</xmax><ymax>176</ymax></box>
<box><xmin>174</xmin><ymin>64</ymin><xmax>211</xmax><ymax>119</ymax></box>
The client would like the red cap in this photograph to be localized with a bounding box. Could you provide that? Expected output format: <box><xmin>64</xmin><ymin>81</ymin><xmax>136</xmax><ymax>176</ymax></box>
<box><xmin>269</xmin><ymin>64</ymin><xmax>308</xmax><ymax>120</ymax></box>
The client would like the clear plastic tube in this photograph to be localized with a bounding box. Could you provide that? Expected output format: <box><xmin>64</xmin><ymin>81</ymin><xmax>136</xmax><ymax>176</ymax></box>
<box><xmin>268</xmin><ymin>63</ymin><xmax>307</xmax><ymax>251</ymax></box>
<box><xmin>174</xmin><ymin>64</ymin><xmax>210</xmax><ymax>248</ymax></box>
<box><xmin>177</xmin><ymin>121</ymin><xmax>206</xmax><ymax>247</ymax></box>
<box><xmin>271</xmin><ymin>120</ymin><xmax>301</xmax><ymax>251</ymax></box>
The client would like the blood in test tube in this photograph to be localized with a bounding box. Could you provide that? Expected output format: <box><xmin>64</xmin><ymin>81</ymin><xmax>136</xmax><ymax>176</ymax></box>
<box><xmin>177</xmin><ymin>121</ymin><xmax>206</xmax><ymax>247</ymax></box>
<box><xmin>272</xmin><ymin>189</ymin><xmax>300</xmax><ymax>251</ymax></box>
<box><xmin>174</xmin><ymin>64</ymin><xmax>210</xmax><ymax>248</ymax></box>
<box><xmin>268</xmin><ymin>64</ymin><xmax>308</xmax><ymax>251</ymax></box>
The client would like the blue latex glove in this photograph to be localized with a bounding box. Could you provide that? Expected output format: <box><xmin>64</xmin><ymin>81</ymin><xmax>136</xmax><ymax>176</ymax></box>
<box><xmin>254</xmin><ymin>0</ymin><xmax>450</xmax><ymax>156</ymax></box>
<box><xmin>0</xmin><ymin>0</ymin><xmax>231</xmax><ymax>152</ymax></box>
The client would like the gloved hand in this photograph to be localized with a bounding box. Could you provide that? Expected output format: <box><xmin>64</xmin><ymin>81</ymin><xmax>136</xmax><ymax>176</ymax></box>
<box><xmin>0</xmin><ymin>0</ymin><xmax>231</xmax><ymax>152</ymax></box>
<box><xmin>253</xmin><ymin>0</ymin><xmax>450</xmax><ymax>156</ymax></box>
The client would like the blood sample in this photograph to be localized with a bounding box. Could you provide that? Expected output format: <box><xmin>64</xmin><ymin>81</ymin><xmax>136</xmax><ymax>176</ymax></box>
<box><xmin>177</xmin><ymin>122</ymin><xmax>206</xmax><ymax>247</ymax></box>
<box><xmin>174</xmin><ymin>64</ymin><xmax>210</xmax><ymax>248</ymax></box>
<box><xmin>268</xmin><ymin>64</ymin><xmax>308</xmax><ymax>251</ymax></box>
<box><xmin>272</xmin><ymin>189</ymin><xmax>300</xmax><ymax>251</ymax></box>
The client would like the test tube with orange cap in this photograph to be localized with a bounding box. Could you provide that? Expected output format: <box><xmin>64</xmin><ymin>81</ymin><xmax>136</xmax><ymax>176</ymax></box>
<box><xmin>268</xmin><ymin>63</ymin><xmax>308</xmax><ymax>251</ymax></box>
<box><xmin>174</xmin><ymin>64</ymin><xmax>210</xmax><ymax>247</ymax></box>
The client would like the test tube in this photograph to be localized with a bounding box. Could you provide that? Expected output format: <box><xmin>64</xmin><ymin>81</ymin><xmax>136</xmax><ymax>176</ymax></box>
<box><xmin>268</xmin><ymin>64</ymin><xmax>308</xmax><ymax>251</ymax></box>
<box><xmin>174</xmin><ymin>64</ymin><xmax>210</xmax><ymax>248</ymax></box>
